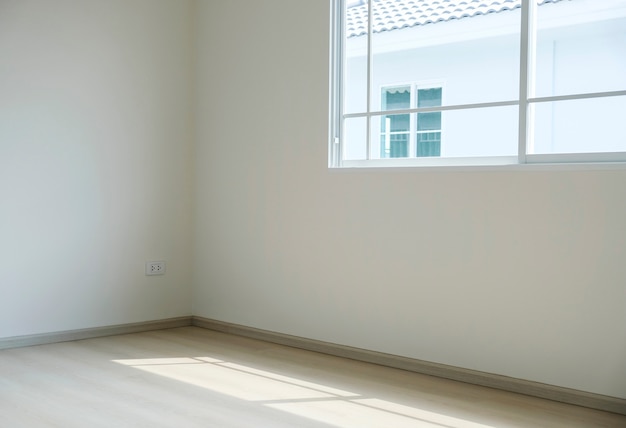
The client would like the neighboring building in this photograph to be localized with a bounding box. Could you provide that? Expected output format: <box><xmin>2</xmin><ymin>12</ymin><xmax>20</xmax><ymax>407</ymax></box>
<box><xmin>343</xmin><ymin>0</ymin><xmax>626</xmax><ymax>160</ymax></box>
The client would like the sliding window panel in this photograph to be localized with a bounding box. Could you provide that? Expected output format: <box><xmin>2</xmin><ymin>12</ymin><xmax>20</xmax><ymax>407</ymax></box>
<box><xmin>535</xmin><ymin>0</ymin><xmax>626</xmax><ymax>97</ymax></box>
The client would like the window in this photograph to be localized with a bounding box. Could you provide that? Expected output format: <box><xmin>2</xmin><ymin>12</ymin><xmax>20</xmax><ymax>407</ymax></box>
<box><xmin>380</xmin><ymin>85</ymin><xmax>442</xmax><ymax>158</ymax></box>
<box><xmin>330</xmin><ymin>0</ymin><xmax>626</xmax><ymax>168</ymax></box>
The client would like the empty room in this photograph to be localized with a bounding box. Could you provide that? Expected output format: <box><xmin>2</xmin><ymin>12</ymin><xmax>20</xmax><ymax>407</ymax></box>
<box><xmin>1</xmin><ymin>0</ymin><xmax>625</xmax><ymax>426</ymax></box>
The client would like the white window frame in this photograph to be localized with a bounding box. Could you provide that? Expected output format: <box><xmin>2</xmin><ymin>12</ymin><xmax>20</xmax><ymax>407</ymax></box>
<box><xmin>329</xmin><ymin>0</ymin><xmax>626</xmax><ymax>168</ymax></box>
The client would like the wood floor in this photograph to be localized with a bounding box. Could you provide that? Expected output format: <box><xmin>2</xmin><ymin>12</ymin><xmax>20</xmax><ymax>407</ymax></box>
<box><xmin>0</xmin><ymin>327</ymin><xmax>624</xmax><ymax>428</ymax></box>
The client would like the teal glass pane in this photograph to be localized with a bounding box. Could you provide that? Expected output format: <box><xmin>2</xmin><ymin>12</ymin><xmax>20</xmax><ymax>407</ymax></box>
<box><xmin>417</xmin><ymin>88</ymin><xmax>442</xmax><ymax>108</ymax></box>
<box><xmin>381</xmin><ymin>88</ymin><xmax>410</xmax><ymax>158</ymax></box>
<box><xmin>417</xmin><ymin>112</ymin><xmax>441</xmax><ymax>131</ymax></box>
<box><xmin>382</xmin><ymin>114</ymin><xmax>410</xmax><ymax>133</ymax></box>
<box><xmin>417</xmin><ymin>132</ymin><xmax>441</xmax><ymax>157</ymax></box>
<box><xmin>388</xmin><ymin>134</ymin><xmax>409</xmax><ymax>158</ymax></box>
<box><xmin>382</xmin><ymin>87</ymin><xmax>410</xmax><ymax>111</ymax></box>
<box><xmin>378</xmin><ymin>113</ymin><xmax>409</xmax><ymax>158</ymax></box>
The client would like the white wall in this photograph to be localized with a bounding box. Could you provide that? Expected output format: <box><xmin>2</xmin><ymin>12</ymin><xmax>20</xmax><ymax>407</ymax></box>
<box><xmin>193</xmin><ymin>0</ymin><xmax>626</xmax><ymax>399</ymax></box>
<box><xmin>0</xmin><ymin>0</ymin><xmax>194</xmax><ymax>337</ymax></box>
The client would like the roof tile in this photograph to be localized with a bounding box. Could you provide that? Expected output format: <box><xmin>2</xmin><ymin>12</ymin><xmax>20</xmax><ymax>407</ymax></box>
<box><xmin>346</xmin><ymin>0</ymin><xmax>562</xmax><ymax>38</ymax></box>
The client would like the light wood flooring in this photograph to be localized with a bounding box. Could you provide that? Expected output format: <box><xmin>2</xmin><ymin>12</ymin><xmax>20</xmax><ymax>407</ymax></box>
<box><xmin>0</xmin><ymin>326</ymin><xmax>624</xmax><ymax>427</ymax></box>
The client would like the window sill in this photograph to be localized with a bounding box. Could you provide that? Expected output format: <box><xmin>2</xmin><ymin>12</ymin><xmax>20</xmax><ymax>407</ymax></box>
<box><xmin>332</xmin><ymin>154</ymin><xmax>626</xmax><ymax>172</ymax></box>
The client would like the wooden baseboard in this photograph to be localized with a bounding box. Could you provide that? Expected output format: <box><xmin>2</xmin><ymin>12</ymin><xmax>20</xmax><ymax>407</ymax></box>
<box><xmin>0</xmin><ymin>316</ymin><xmax>193</xmax><ymax>350</ymax></box>
<box><xmin>191</xmin><ymin>316</ymin><xmax>626</xmax><ymax>416</ymax></box>
<box><xmin>2</xmin><ymin>315</ymin><xmax>623</xmax><ymax>415</ymax></box>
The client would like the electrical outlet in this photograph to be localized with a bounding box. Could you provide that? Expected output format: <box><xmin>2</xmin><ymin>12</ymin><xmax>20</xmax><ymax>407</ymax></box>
<box><xmin>146</xmin><ymin>261</ymin><xmax>166</xmax><ymax>276</ymax></box>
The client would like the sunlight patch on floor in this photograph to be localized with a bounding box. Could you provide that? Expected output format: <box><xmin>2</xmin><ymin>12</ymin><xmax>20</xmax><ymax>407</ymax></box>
<box><xmin>113</xmin><ymin>357</ymin><xmax>496</xmax><ymax>428</ymax></box>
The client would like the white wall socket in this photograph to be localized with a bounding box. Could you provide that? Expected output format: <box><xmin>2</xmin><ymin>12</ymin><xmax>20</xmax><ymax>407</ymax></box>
<box><xmin>146</xmin><ymin>261</ymin><xmax>166</xmax><ymax>276</ymax></box>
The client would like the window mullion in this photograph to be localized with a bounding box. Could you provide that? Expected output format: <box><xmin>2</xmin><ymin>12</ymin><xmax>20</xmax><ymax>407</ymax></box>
<box><xmin>410</xmin><ymin>85</ymin><xmax>416</xmax><ymax>157</ymax></box>
<box><xmin>365</xmin><ymin>0</ymin><xmax>374</xmax><ymax>160</ymax></box>
<box><xmin>333</xmin><ymin>0</ymin><xmax>344</xmax><ymax>167</ymax></box>
<box><xmin>518</xmin><ymin>0</ymin><xmax>537</xmax><ymax>163</ymax></box>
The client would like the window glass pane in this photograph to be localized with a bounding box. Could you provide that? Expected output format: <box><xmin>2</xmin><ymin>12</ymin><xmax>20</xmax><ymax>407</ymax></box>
<box><xmin>382</xmin><ymin>86</ymin><xmax>410</xmax><ymax>111</ymax></box>
<box><xmin>344</xmin><ymin>1</ymin><xmax>369</xmax><ymax>114</ymax></box>
<box><xmin>380</xmin><ymin>87</ymin><xmax>410</xmax><ymax>158</ymax></box>
<box><xmin>535</xmin><ymin>0</ymin><xmax>626</xmax><ymax>97</ymax></box>
<box><xmin>343</xmin><ymin>117</ymin><xmax>368</xmax><ymax>160</ymax></box>
<box><xmin>367</xmin><ymin>0</ymin><xmax>520</xmax><ymax>111</ymax></box>
<box><xmin>417</xmin><ymin>88</ymin><xmax>442</xmax><ymax>108</ymax></box>
<box><xmin>442</xmin><ymin>106</ymin><xmax>518</xmax><ymax>157</ymax></box>
<box><xmin>387</xmin><ymin>133</ymin><xmax>409</xmax><ymax>158</ymax></box>
<box><xmin>378</xmin><ymin>114</ymin><xmax>409</xmax><ymax>158</ymax></box>
<box><xmin>417</xmin><ymin>112</ymin><xmax>441</xmax><ymax>131</ymax></box>
<box><xmin>417</xmin><ymin>132</ymin><xmax>441</xmax><ymax>157</ymax></box>
<box><xmin>383</xmin><ymin>113</ymin><xmax>409</xmax><ymax>133</ymax></box>
<box><xmin>417</xmin><ymin>88</ymin><xmax>442</xmax><ymax>147</ymax></box>
<box><xmin>532</xmin><ymin>96</ymin><xmax>626</xmax><ymax>154</ymax></box>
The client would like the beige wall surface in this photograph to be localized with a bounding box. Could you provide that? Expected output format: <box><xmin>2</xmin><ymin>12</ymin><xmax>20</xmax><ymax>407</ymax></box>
<box><xmin>192</xmin><ymin>0</ymin><xmax>626</xmax><ymax>399</ymax></box>
<box><xmin>0</xmin><ymin>0</ymin><xmax>195</xmax><ymax>337</ymax></box>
